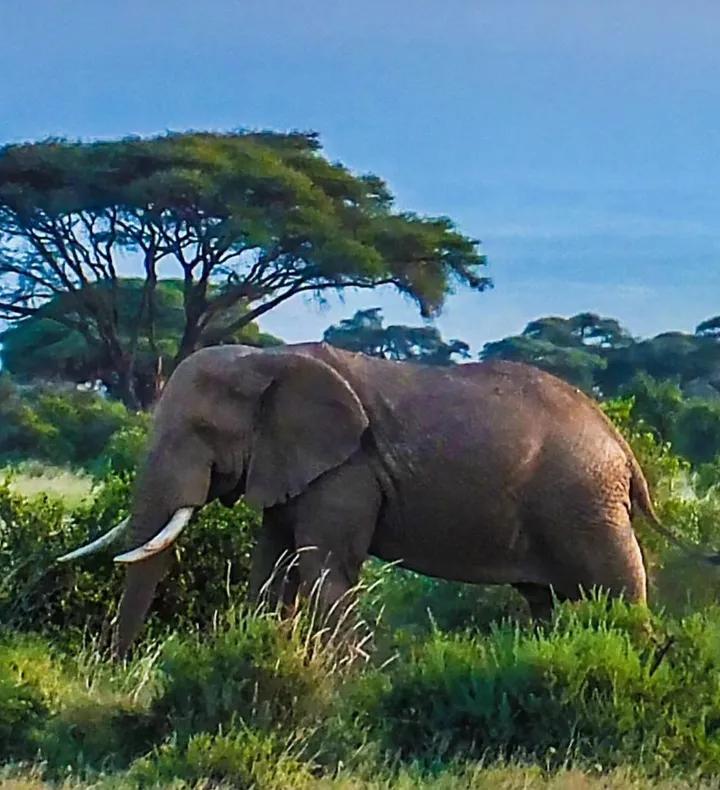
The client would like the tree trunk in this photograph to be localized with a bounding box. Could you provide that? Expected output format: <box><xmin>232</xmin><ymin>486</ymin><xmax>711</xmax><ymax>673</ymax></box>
<box><xmin>176</xmin><ymin>281</ymin><xmax>207</xmax><ymax>366</ymax></box>
<box><xmin>116</xmin><ymin>354</ymin><xmax>142</xmax><ymax>411</ymax></box>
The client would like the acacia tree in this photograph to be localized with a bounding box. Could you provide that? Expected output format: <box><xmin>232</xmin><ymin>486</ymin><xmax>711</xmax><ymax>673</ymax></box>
<box><xmin>0</xmin><ymin>279</ymin><xmax>281</xmax><ymax>407</ymax></box>
<box><xmin>480</xmin><ymin>313</ymin><xmax>631</xmax><ymax>391</ymax></box>
<box><xmin>697</xmin><ymin>316</ymin><xmax>720</xmax><ymax>339</ymax></box>
<box><xmin>481</xmin><ymin>312</ymin><xmax>720</xmax><ymax>396</ymax></box>
<box><xmin>323</xmin><ymin>307</ymin><xmax>470</xmax><ymax>364</ymax></box>
<box><xmin>0</xmin><ymin>131</ymin><xmax>487</xmax><ymax>408</ymax></box>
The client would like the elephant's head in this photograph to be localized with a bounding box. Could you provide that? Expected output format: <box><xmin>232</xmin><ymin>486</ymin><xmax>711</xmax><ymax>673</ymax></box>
<box><xmin>58</xmin><ymin>345</ymin><xmax>368</xmax><ymax>656</ymax></box>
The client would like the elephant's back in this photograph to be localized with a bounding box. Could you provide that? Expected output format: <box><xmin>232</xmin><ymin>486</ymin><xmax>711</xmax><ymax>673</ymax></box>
<box><xmin>304</xmin><ymin>343</ymin><xmax>626</xmax><ymax>462</ymax></box>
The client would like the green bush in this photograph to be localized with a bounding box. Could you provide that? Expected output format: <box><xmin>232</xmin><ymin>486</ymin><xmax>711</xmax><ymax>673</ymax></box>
<box><xmin>361</xmin><ymin>561</ymin><xmax>528</xmax><ymax>640</ymax></box>
<box><xmin>360</xmin><ymin>597</ymin><xmax>720</xmax><ymax>775</ymax></box>
<box><xmin>0</xmin><ymin>475</ymin><xmax>260</xmax><ymax>649</ymax></box>
<box><xmin>672</xmin><ymin>401</ymin><xmax>720</xmax><ymax>466</ymax></box>
<box><xmin>606</xmin><ymin>380</ymin><xmax>720</xmax><ymax>469</ymax></box>
<box><xmin>602</xmin><ymin>395</ymin><xmax>720</xmax><ymax>559</ymax></box>
<box><xmin>5</xmin><ymin>598</ymin><xmax>720</xmax><ymax>784</ymax></box>
<box><xmin>128</xmin><ymin>728</ymin><xmax>314</xmax><ymax>789</ymax></box>
<box><xmin>0</xmin><ymin>648</ymin><xmax>47</xmax><ymax>759</ymax></box>
<box><xmin>96</xmin><ymin>420</ymin><xmax>150</xmax><ymax>475</ymax></box>
<box><xmin>0</xmin><ymin>374</ymin><xmax>147</xmax><ymax>471</ymax></box>
<box><xmin>150</xmin><ymin>608</ymin><xmax>338</xmax><ymax>742</ymax></box>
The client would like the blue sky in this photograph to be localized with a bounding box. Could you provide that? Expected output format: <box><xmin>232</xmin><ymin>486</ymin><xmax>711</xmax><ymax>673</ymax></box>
<box><xmin>1</xmin><ymin>0</ymin><xmax>719</xmax><ymax>352</ymax></box>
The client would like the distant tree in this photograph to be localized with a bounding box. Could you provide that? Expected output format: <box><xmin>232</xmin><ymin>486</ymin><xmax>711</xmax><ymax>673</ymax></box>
<box><xmin>696</xmin><ymin>316</ymin><xmax>720</xmax><ymax>339</ymax></box>
<box><xmin>600</xmin><ymin>332</ymin><xmax>720</xmax><ymax>395</ymax></box>
<box><xmin>481</xmin><ymin>335</ymin><xmax>605</xmax><ymax>391</ymax></box>
<box><xmin>482</xmin><ymin>313</ymin><xmax>720</xmax><ymax>398</ymax></box>
<box><xmin>0</xmin><ymin>279</ymin><xmax>281</xmax><ymax>408</ymax></box>
<box><xmin>323</xmin><ymin>308</ymin><xmax>471</xmax><ymax>365</ymax></box>
<box><xmin>480</xmin><ymin>312</ymin><xmax>630</xmax><ymax>391</ymax></box>
<box><xmin>619</xmin><ymin>373</ymin><xmax>685</xmax><ymax>441</ymax></box>
<box><xmin>0</xmin><ymin>131</ymin><xmax>487</xmax><ymax>407</ymax></box>
<box><xmin>671</xmin><ymin>400</ymin><xmax>720</xmax><ymax>466</ymax></box>
<box><xmin>523</xmin><ymin>313</ymin><xmax>632</xmax><ymax>349</ymax></box>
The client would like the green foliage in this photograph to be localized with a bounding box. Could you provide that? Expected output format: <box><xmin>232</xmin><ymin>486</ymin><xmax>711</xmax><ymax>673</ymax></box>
<box><xmin>361</xmin><ymin>597</ymin><xmax>720</xmax><ymax>774</ymax></box>
<box><xmin>0</xmin><ymin>475</ymin><xmax>260</xmax><ymax>649</ymax></box>
<box><xmin>96</xmin><ymin>420</ymin><xmax>151</xmax><ymax>476</ymax></box>
<box><xmin>150</xmin><ymin>609</ymin><xmax>343</xmax><ymax>744</ymax></box>
<box><xmin>129</xmin><ymin>729</ymin><xmax>313</xmax><ymax>789</ymax></box>
<box><xmin>601</xmin><ymin>396</ymin><xmax>720</xmax><ymax>612</ymax></box>
<box><xmin>5</xmin><ymin>594</ymin><xmax>720</xmax><ymax>784</ymax></box>
<box><xmin>361</xmin><ymin>561</ymin><xmax>528</xmax><ymax>640</ymax></box>
<box><xmin>482</xmin><ymin>335</ymin><xmax>606</xmax><ymax>391</ymax></box>
<box><xmin>324</xmin><ymin>308</ymin><xmax>470</xmax><ymax>365</ymax></box>
<box><xmin>697</xmin><ymin>316</ymin><xmax>720</xmax><ymax>339</ymax></box>
<box><xmin>0</xmin><ymin>642</ymin><xmax>48</xmax><ymax>759</ymax></box>
<box><xmin>481</xmin><ymin>312</ymin><xmax>635</xmax><ymax>392</ymax></box>
<box><xmin>0</xmin><ymin>132</ymin><xmax>486</xmax><ymax>408</ymax></box>
<box><xmin>481</xmin><ymin>314</ymin><xmax>720</xmax><ymax>425</ymax></box>
<box><xmin>619</xmin><ymin>374</ymin><xmax>685</xmax><ymax>440</ymax></box>
<box><xmin>602</xmin><ymin>332</ymin><xmax>720</xmax><ymax>395</ymax></box>
<box><xmin>0</xmin><ymin>375</ymin><xmax>145</xmax><ymax>469</ymax></box>
<box><xmin>0</xmin><ymin>279</ymin><xmax>282</xmax><ymax>408</ymax></box>
<box><xmin>672</xmin><ymin>401</ymin><xmax>720</xmax><ymax>466</ymax></box>
<box><xmin>600</xmin><ymin>377</ymin><xmax>720</xmax><ymax>471</ymax></box>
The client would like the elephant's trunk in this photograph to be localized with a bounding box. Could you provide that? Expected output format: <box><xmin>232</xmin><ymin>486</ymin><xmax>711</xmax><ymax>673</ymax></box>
<box><xmin>112</xmin><ymin>439</ymin><xmax>212</xmax><ymax>658</ymax></box>
<box><xmin>114</xmin><ymin>550</ymin><xmax>173</xmax><ymax>658</ymax></box>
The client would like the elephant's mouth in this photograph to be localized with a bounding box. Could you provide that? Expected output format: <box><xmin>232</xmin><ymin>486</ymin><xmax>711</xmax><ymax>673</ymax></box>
<box><xmin>208</xmin><ymin>466</ymin><xmax>247</xmax><ymax>508</ymax></box>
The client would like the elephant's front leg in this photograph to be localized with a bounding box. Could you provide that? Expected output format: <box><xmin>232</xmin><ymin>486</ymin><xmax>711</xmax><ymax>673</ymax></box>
<box><xmin>292</xmin><ymin>457</ymin><xmax>381</xmax><ymax>635</ymax></box>
<box><xmin>248</xmin><ymin>506</ymin><xmax>298</xmax><ymax>613</ymax></box>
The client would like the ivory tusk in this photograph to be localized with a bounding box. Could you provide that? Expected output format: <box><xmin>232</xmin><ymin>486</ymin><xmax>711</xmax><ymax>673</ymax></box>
<box><xmin>57</xmin><ymin>518</ymin><xmax>130</xmax><ymax>563</ymax></box>
<box><xmin>113</xmin><ymin>507</ymin><xmax>194</xmax><ymax>564</ymax></box>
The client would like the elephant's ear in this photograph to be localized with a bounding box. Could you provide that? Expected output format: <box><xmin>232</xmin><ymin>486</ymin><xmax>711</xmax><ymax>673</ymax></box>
<box><xmin>245</xmin><ymin>353</ymin><xmax>369</xmax><ymax>509</ymax></box>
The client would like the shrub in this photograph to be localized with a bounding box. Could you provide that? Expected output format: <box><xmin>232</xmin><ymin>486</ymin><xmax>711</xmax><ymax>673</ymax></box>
<box><xmin>619</xmin><ymin>374</ymin><xmax>685</xmax><ymax>442</ymax></box>
<box><xmin>39</xmin><ymin>699</ymin><xmax>156</xmax><ymax>777</ymax></box>
<box><xmin>150</xmin><ymin>607</ymin><xmax>346</xmax><ymax>743</ymax></box>
<box><xmin>0</xmin><ymin>631</ymin><xmax>157</xmax><ymax>777</ymax></box>
<box><xmin>0</xmin><ymin>375</ymin><xmax>147</xmax><ymax>472</ymax></box>
<box><xmin>0</xmin><ymin>475</ymin><xmax>260</xmax><ymax>649</ymax></box>
<box><xmin>361</xmin><ymin>561</ymin><xmax>528</xmax><ymax>640</ymax></box>
<box><xmin>672</xmin><ymin>401</ymin><xmax>720</xmax><ymax>466</ymax></box>
<box><xmin>0</xmin><ymin>377</ymin><xmax>135</xmax><ymax>466</ymax></box>
<box><xmin>0</xmin><ymin>648</ymin><xmax>47</xmax><ymax>759</ymax></box>
<box><xmin>96</xmin><ymin>420</ymin><xmax>150</xmax><ymax>476</ymax></box>
<box><xmin>128</xmin><ymin>728</ymin><xmax>314</xmax><ymax>789</ymax></box>
<box><xmin>359</xmin><ymin>597</ymin><xmax>720</xmax><ymax>775</ymax></box>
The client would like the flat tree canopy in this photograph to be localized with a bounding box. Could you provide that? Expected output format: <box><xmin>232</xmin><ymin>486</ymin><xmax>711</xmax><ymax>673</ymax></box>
<box><xmin>0</xmin><ymin>131</ymin><xmax>488</xmax><ymax>408</ymax></box>
<box><xmin>324</xmin><ymin>308</ymin><xmax>470</xmax><ymax>365</ymax></box>
<box><xmin>481</xmin><ymin>312</ymin><xmax>720</xmax><ymax>396</ymax></box>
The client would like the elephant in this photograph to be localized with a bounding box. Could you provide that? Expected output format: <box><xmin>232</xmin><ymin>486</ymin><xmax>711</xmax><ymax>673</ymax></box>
<box><xmin>59</xmin><ymin>341</ymin><xmax>709</xmax><ymax>656</ymax></box>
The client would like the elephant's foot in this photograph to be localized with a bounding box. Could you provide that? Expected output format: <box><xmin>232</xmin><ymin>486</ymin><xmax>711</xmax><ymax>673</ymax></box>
<box><xmin>513</xmin><ymin>582</ymin><xmax>555</xmax><ymax>621</ymax></box>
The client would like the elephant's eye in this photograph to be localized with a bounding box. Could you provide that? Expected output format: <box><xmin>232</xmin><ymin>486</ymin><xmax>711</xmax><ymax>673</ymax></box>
<box><xmin>193</xmin><ymin>416</ymin><xmax>216</xmax><ymax>439</ymax></box>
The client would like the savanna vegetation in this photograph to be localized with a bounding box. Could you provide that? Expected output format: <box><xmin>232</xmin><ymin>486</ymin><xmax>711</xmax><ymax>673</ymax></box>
<box><xmin>2</xmin><ymin>131</ymin><xmax>720</xmax><ymax>788</ymax></box>
<box><xmin>3</xmin><ymin>396</ymin><xmax>720</xmax><ymax>788</ymax></box>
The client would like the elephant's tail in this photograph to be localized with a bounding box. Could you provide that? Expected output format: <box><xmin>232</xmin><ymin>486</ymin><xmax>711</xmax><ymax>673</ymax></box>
<box><xmin>629</xmin><ymin>454</ymin><xmax>720</xmax><ymax>565</ymax></box>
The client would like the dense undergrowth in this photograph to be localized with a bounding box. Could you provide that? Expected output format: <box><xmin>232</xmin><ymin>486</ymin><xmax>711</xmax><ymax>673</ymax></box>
<box><xmin>2</xmin><ymin>396</ymin><xmax>720</xmax><ymax>786</ymax></box>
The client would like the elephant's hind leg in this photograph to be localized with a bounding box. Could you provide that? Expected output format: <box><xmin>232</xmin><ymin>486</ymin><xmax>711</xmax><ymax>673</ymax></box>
<box><xmin>513</xmin><ymin>582</ymin><xmax>556</xmax><ymax>620</ymax></box>
<box><xmin>527</xmin><ymin>454</ymin><xmax>648</xmax><ymax>608</ymax></box>
<box><xmin>550</xmin><ymin>510</ymin><xmax>647</xmax><ymax>607</ymax></box>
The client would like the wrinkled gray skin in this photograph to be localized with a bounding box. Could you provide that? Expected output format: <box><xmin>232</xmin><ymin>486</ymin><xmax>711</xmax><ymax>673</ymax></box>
<box><xmin>114</xmin><ymin>342</ymin><xmax>654</xmax><ymax>656</ymax></box>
